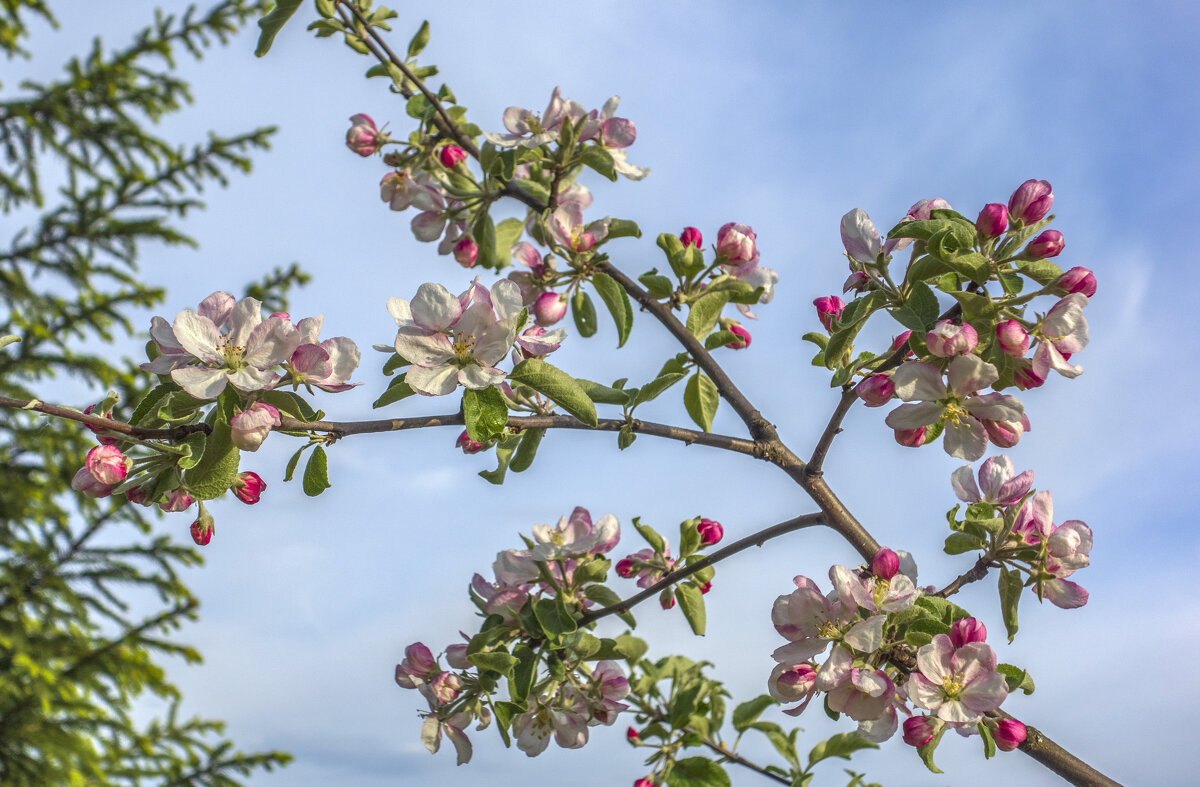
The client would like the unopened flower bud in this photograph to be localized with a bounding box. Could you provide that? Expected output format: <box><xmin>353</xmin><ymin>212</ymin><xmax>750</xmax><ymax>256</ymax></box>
<box><xmin>894</xmin><ymin>426</ymin><xmax>927</xmax><ymax>448</ymax></box>
<box><xmin>994</xmin><ymin>718</ymin><xmax>1027</xmax><ymax>752</ymax></box>
<box><xmin>532</xmin><ymin>292</ymin><xmax>568</xmax><ymax>326</ymax></box>
<box><xmin>891</xmin><ymin>331</ymin><xmax>913</xmax><ymax>354</ymax></box>
<box><xmin>659</xmin><ymin>589</ymin><xmax>675</xmax><ymax>609</ymax></box>
<box><xmin>842</xmin><ymin>270</ymin><xmax>870</xmax><ymax>294</ymax></box>
<box><xmin>83</xmin><ymin>404</ymin><xmax>119</xmax><ymax>446</ymax></box>
<box><xmin>903</xmin><ymin>715</ymin><xmax>940</xmax><ymax>747</ymax></box>
<box><xmin>124</xmin><ymin>484</ymin><xmax>151</xmax><ymax>506</ymax></box>
<box><xmin>995</xmin><ymin>320</ymin><xmax>1031</xmax><ymax>358</ymax></box>
<box><xmin>925</xmin><ymin>319</ymin><xmax>978</xmax><ymax>357</ymax></box>
<box><xmin>70</xmin><ymin>466</ymin><xmax>116</xmax><ymax>498</ymax></box>
<box><xmin>456</xmin><ymin>430</ymin><xmax>486</xmax><ymax>454</ymax></box>
<box><xmin>1007</xmin><ymin>179</ymin><xmax>1053</xmax><ymax>224</ymax></box>
<box><xmin>86</xmin><ymin>444</ymin><xmax>132</xmax><ymax>485</ymax></box>
<box><xmin>634</xmin><ymin>779</ymin><xmax>656</xmax><ymax>787</ymax></box>
<box><xmin>230</xmin><ymin>402</ymin><xmax>281</xmax><ymax>452</ymax></box>
<box><xmin>854</xmin><ymin>374</ymin><xmax>895</xmax><ymax>407</ymax></box>
<box><xmin>1025</xmin><ymin>229</ymin><xmax>1065</xmax><ymax>258</ymax></box>
<box><xmin>445</xmin><ymin>643</ymin><xmax>470</xmax><ymax>670</ymax></box>
<box><xmin>724</xmin><ymin>323</ymin><xmax>751</xmax><ymax>349</ymax></box>
<box><xmin>615</xmin><ymin>558</ymin><xmax>637</xmax><ymax>578</ymax></box>
<box><xmin>975</xmin><ymin>203</ymin><xmax>1009</xmax><ymax>238</ymax></box>
<box><xmin>949</xmin><ymin>617</ymin><xmax>987</xmax><ymax>648</ymax></box>
<box><xmin>715</xmin><ymin>222</ymin><xmax>757</xmax><ymax>265</ymax></box>
<box><xmin>1057</xmin><ymin>266</ymin><xmax>1096</xmax><ymax>297</ymax></box>
<box><xmin>697</xmin><ymin>518</ymin><xmax>723</xmax><ymax>545</ymax></box>
<box><xmin>699</xmin><ymin>580</ymin><xmax>712</xmax><ymax>594</ymax></box>
<box><xmin>1013</xmin><ymin>359</ymin><xmax>1046</xmax><ymax>390</ymax></box>
<box><xmin>233</xmin><ymin>471</ymin><xmax>267</xmax><ymax>504</ymax></box>
<box><xmin>438</xmin><ymin>144</ymin><xmax>467</xmax><ymax>168</ymax></box>
<box><xmin>813</xmin><ymin>295</ymin><xmax>845</xmax><ymax>332</ymax></box>
<box><xmin>453</xmin><ymin>236</ymin><xmax>479</xmax><ymax>268</ymax></box>
<box><xmin>626</xmin><ymin>726</ymin><xmax>640</xmax><ymax>743</ymax></box>
<box><xmin>190</xmin><ymin>504</ymin><xmax>214</xmax><ymax>546</ymax></box>
<box><xmin>871</xmin><ymin>548</ymin><xmax>900</xmax><ymax>580</ymax></box>
<box><xmin>431</xmin><ymin>670</ymin><xmax>462</xmax><ymax>703</ymax></box>
<box><xmin>159</xmin><ymin>488</ymin><xmax>193</xmax><ymax>513</ymax></box>
<box><xmin>680</xmin><ymin>226</ymin><xmax>703</xmax><ymax>248</ymax></box>
<box><xmin>345</xmin><ymin>113</ymin><xmax>383</xmax><ymax>157</ymax></box>
<box><xmin>984</xmin><ymin>413</ymin><xmax>1030</xmax><ymax>449</ymax></box>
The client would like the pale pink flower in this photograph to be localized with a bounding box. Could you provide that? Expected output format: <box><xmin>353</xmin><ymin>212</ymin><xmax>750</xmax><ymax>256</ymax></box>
<box><xmin>1032</xmin><ymin>293</ymin><xmax>1088</xmax><ymax>379</ymax></box>
<box><xmin>230</xmin><ymin>402</ymin><xmax>281</xmax><ymax>452</ymax></box>
<box><xmin>951</xmin><ymin>455</ymin><xmax>1034</xmax><ymax>507</ymax></box>
<box><xmin>483</xmin><ymin>87</ymin><xmax>568</xmax><ymax>149</ymax></box>
<box><xmin>826</xmin><ymin>666</ymin><xmax>895</xmax><ymax>723</ymax></box>
<box><xmin>840</xmin><ymin>208</ymin><xmax>882</xmax><ymax>265</ymax></box>
<box><xmin>908</xmin><ymin>634</ymin><xmax>1008</xmax><ymax>723</ymax></box>
<box><xmin>531</xmin><ymin>507</ymin><xmax>620</xmax><ymax>560</ymax></box>
<box><xmin>395</xmin><ymin>642</ymin><xmax>439</xmax><ymax>689</ymax></box>
<box><xmin>582</xmin><ymin>661</ymin><xmax>630</xmax><ymax>725</ymax></box>
<box><xmin>513</xmin><ymin>695</ymin><xmax>589</xmax><ymax>756</ymax></box>
<box><xmin>379</xmin><ymin>170</ymin><xmax>443</xmax><ymax>212</ymax></box>
<box><xmin>768</xmin><ymin>661</ymin><xmax>818</xmax><ymax>714</ymax></box>
<box><xmin>420</xmin><ymin>709</ymin><xmax>474</xmax><ymax>765</ymax></box>
<box><xmin>925</xmin><ymin>320</ymin><xmax>978</xmax><ymax>357</ymax></box>
<box><xmin>996</xmin><ymin>320</ymin><xmax>1031</xmax><ymax>358</ymax></box>
<box><xmin>142</xmin><ymin>292</ymin><xmax>235</xmax><ymax>375</ymax></box>
<box><xmin>283</xmin><ymin>315</ymin><xmax>361</xmax><ymax>393</ymax></box>
<box><xmin>345</xmin><ymin>113</ymin><xmax>383</xmax><ymax>156</ymax></box>
<box><xmin>855</xmin><ymin>374</ymin><xmax>895</xmax><ymax>407</ymax></box>
<box><xmin>1008</xmin><ymin>179</ymin><xmax>1053</xmax><ymax>224</ymax></box>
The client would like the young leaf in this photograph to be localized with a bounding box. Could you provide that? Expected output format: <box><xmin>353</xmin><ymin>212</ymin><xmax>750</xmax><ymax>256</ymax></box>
<box><xmin>667</xmin><ymin>757</ymin><xmax>730</xmax><ymax>787</ymax></box>
<box><xmin>580</xmin><ymin>145</ymin><xmax>617</xmax><ymax>181</ymax></box>
<box><xmin>591</xmin><ymin>271</ymin><xmax>633</xmax><ymax>347</ymax></box>
<box><xmin>575</xmin><ymin>378</ymin><xmax>631</xmax><ymax>405</ymax></box>
<box><xmin>508</xmin><ymin>428</ymin><xmax>544</xmax><ymax>473</ymax></box>
<box><xmin>631</xmin><ymin>371</ymin><xmax>686</xmax><ymax>407</ymax></box>
<box><xmin>683</xmin><ymin>371</ymin><xmax>719</xmax><ymax>432</ymax></box>
<box><xmin>675</xmin><ymin>583</ymin><xmax>706</xmax><ymax>636</ymax></box>
<box><xmin>571</xmin><ymin>291</ymin><xmax>598</xmax><ymax>337</ymax></box>
<box><xmin>607</xmin><ymin>218</ymin><xmax>642</xmax><ymax>239</ymax></box>
<box><xmin>302</xmin><ymin>445</ymin><xmax>331</xmax><ymax>497</ymax></box>
<box><xmin>182</xmin><ymin>417</ymin><xmax>240</xmax><ymax>500</ymax></box>
<box><xmin>998</xmin><ymin>566</ymin><xmax>1023</xmax><ymax>642</ymax></box>
<box><xmin>467</xmin><ymin>650</ymin><xmax>518</xmax><ymax>676</ymax></box>
<box><xmin>462</xmin><ymin>385</ymin><xmax>509</xmax><ymax>442</ymax></box>
<box><xmin>373</xmin><ymin>373</ymin><xmax>415</xmax><ymax>408</ymax></box>
<box><xmin>685</xmin><ymin>292</ymin><xmax>729</xmax><ymax>339</ymax></box>
<box><xmin>638</xmin><ymin>270</ymin><xmax>675</xmax><ymax>299</ymax></box>
<box><xmin>508</xmin><ymin>359</ymin><xmax>598</xmax><ymax>426</ymax></box>
<box><xmin>807</xmin><ymin>732</ymin><xmax>879</xmax><ymax>767</ymax></box>
<box><xmin>633</xmin><ymin>517</ymin><xmax>666</xmax><ymax>553</ymax></box>
<box><xmin>255</xmin><ymin>0</ymin><xmax>303</xmax><ymax>56</ymax></box>
<box><xmin>406</xmin><ymin>20</ymin><xmax>431</xmax><ymax>58</ymax></box>
<box><xmin>479</xmin><ymin>433</ymin><xmax>521</xmax><ymax>485</ymax></box>
<box><xmin>494</xmin><ymin>218</ymin><xmax>525</xmax><ymax>266</ymax></box>
<box><xmin>474</xmin><ymin>211</ymin><xmax>498</xmax><ymax>268</ymax></box>
<box><xmin>732</xmin><ymin>695</ymin><xmax>777</xmax><ymax>733</ymax></box>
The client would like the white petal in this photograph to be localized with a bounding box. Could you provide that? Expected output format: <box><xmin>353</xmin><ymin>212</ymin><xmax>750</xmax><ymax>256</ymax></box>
<box><xmin>172</xmin><ymin>311</ymin><xmax>222</xmax><ymax>364</ymax></box>
<box><xmin>947</xmin><ymin>355</ymin><xmax>998</xmax><ymax>395</ymax></box>
<box><xmin>171</xmin><ymin>367</ymin><xmax>229</xmax><ymax>400</ymax></box>
<box><xmin>394</xmin><ymin>327</ymin><xmax>454</xmax><ymax>367</ymax></box>
<box><xmin>459</xmin><ymin>364</ymin><xmax>506</xmax><ymax>389</ymax></box>
<box><xmin>410</xmin><ymin>284</ymin><xmax>462</xmax><ymax>331</ymax></box>
<box><xmin>950</xmin><ymin>465</ymin><xmax>981</xmax><ymax>502</ymax></box>
<box><xmin>406</xmin><ymin>363</ymin><xmax>460</xmax><ymax>396</ymax></box>
<box><xmin>892</xmin><ymin>362</ymin><xmax>946</xmax><ymax>402</ymax></box>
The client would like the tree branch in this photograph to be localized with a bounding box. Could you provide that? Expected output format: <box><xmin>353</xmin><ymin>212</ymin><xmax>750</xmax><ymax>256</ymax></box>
<box><xmin>578</xmin><ymin>514</ymin><xmax>824</xmax><ymax>625</ymax></box>
<box><xmin>934</xmin><ymin>553</ymin><xmax>995</xmax><ymax>598</ymax></box>
<box><xmin>806</xmin><ymin>387</ymin><xmax>857</xmax><ymax>473</ymax></box>
<box><xmin>0</xmin><ymin>396</ymin><xmax>211</xmax><ymax>440</ymax></box>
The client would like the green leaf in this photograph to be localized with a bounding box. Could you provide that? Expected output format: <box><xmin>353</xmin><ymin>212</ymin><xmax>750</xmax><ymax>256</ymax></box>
<box><xmin>979</xmin><ymin>721</ymin><xmax>997</xmax><ymax>759</ymax></box>
<box><xmin>479</xmin><ymin>433</ymin><xmax>521</xmax><ymax>485</ymax></box>
<box><xmin>1015</xmin><ymin>258</ymin><xmax>1065</xmax><ymax>286</ymax></box>
<box><xmin>406</xmin><ymin>20</ymin><xmax>431</xmax><ymax>58</ymax></box>
<box><xmin>887</xmin><ymin>217</ymin><xmax>965</xmax><ymax>242</ymax></box>
<box><xmin>907</xmin><ymin>280</ymin><xmax>941</xmax><ymax>328</ymax></box>
<box><xmin>905</xmin><ymin>255</ymin><xmax>952</xmax><ymax>284</ymax></box>
<box><xmin>571</xmin><ymin>291</ymin><xmax>598</xmax><ymax>337</ymax></box>
<box><xmin>632</xmin><ymin>371</ymin><xmax>686</xmax><ymax>407</ymax></box>
<box><xmin>997</xmin><ymin>663</ymin><xmax>1036</xmax><ymax>695</ymax></box>
<box><xmin>473</xmin><ymin>211</ymin><xmax>498</xmax><ymax>268</ymax></box>
<box><xmin>916</xmin><ymin>726</ymin><xmax>948</xmax><ymax>774</ymax></box>
<box><xmin>685</xmin><ymin>292</ymin><xmax>729</xmax><ymax>339</ymax></box>
<box><xmin>607</xmin><ymin>218</ymin><xmax>642</xmax><ymax>239</ymax></box>
<box><xmin>591</xmin><ymin>272</ymin><xmax>633</xmax><ymax>347</ymax></box>
<box><xmin>732</xmin><ymin>695</ymin><xmax>777</xmax><ymax>733</ymax></box>
<box><xmin>614</xmin><ymin>633</ymin><xmax>648</xmax><ymax>662</ymax></box>
<box><xmin>675</xmin><ymin>583</ymin><xmax>706</xmax><ymax>636</ymax></box>
<box><xmin>493</xmin><ymin>218</ymin><xmax>525</xmax><ymax>266</ymax></box>
<box><xmin>406</xmin><ymin>93</ymin><xmax>434</xmax><ymax>121</ymax></box>
<box><xmin>617</xmin><ymin>424</ymin><xmax>636</xmax><ymax>450</ymax></box>
<box><xmin>462</xmin><ymin>386</ymin><xmax>509</xmax><ymax>442</ymax></box>
<box><xmin>532</xmin><ymin>597</ymin><xmax>576</xmax><ymax>638</ymax></box>
<box><xmin>508</xmin><ymin>359</ymin><xmax>597</xmax><ymax>426</ymax></box>
<box><xmin>683</xmin><ymin>372</ymin><xmax>719</xmax><ymax>432</ymax></box>
<box><xmin>176</xmin><ymin>432</ymin><xmax>207</xmax><ymax>471</ymax></box>
<box><xmin>130</xmin><ymin>382</ymin><xmax>179</xmax><ymax>427</ymax></box>
<box><xmin>943</xmin><ymin>531</ymin><xmax>984</xmax><ymax>555</ymax></box>
<box><xmin>259</xmin><ymin>389</ymin><xmax>318</xmax><ymax>421</ymax></box>
<box><xmin>283</xmin><ymin>445</ymin><xmax>306</xmax><ymax>482</ymax></box>
<box><xmin>824</xmin><ymin>323</ymin><xmax>861</xmax><ymax>369</ymax></box>
<box><xmin>255</xmin><ymin>0</ymin><xmax>303</xmax><ymax>56</ymax></box>
<box><xmin>509</xmin><ymin>644</ymin><xmax>538</xmax><ymax>703</ymax></box>
<box><xmin>468</xmin><ymin>650</ymin><xmax>518</xmax><ymax>676</ymax></box>
<box><xmin>704</xmin><ymin>330</ymin><xmax>738</xmax><ymax>350</ymax></box>
<box><xmin>942</xmin><ymin>251</ymin><xmax>990</xmax><ymax>283</ymax></box>
<box><xmin>382</xmin><ymin>352</ymin><xmax>409</xmax><ymax>376</ymax></box>
<box><xmin>508</xmin><ymin>428</ymin><xmax>544</xmax><ymax>473</ymax></box>
<box><xmin>372</xmin><ymin>373</ymin><xmax>415</xmax><ymax>408</ymax></box>
<box><xmin>678</xmin><ymin>517</ymin><xmax>701</xmax><ymax>560</ymax></box>
<box><xmin>583</xmin><ymin>585</ymin><xmax>634</xmax><ymax>627</ymax></box>
<box><xmin>182</xmin><ymin>417</ymin><xmax>240</xmax><ymax>501</ymax></box>
<box><xmin>808</xmin><ymin>732</ymin><xmax>879</xmax><ymax>766</ymax></box>
<box><xmin>802</xmin><ymin>331</ymin><xmax>828</xmax><ymax>350</ymax></box>
<box><xmin>639</xmin><ymin>271</ymin><xmax>675</xmax><ymax>299</ymax></box>
<box><xmin>667</xmin><ymin>757</ymin><xmax>730</xmax><ymax>787</ymax></box>
<box><xmin>948</xmin><ymin>290</ymin><xmax>997</xmax><ymax>320</ymax></box>
<box><xmin>575</xmin><ymin>378</ymin><xmax>631</xmax><ymax>405</ymax></box>
<box><xmin>633</xmin><ymin>517</ymin><xmax>666</xmax><ymax>553</ymax></box>
<box><xmin>998</xmin><ymin>566</ymin><xmax>1023</xmax><ymax>642</ymax></box>
<box><xmin>580</xmin><ymin>145</ymin><xmax>617</xmax><ymax>181</ymax></box>
<box><xmin>302</xmin><ymin>446</ymin><xmax>331</xmax><ymax>497</ymax></box>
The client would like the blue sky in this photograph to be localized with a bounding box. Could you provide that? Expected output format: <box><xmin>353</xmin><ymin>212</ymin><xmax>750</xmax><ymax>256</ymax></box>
<box><xmin>15</xmin><ymin>1</ymin><xmax>1200</xmax><ymax>784</ymax></box>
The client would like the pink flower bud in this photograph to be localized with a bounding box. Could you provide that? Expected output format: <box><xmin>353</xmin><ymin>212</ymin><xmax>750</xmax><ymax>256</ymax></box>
<box><xmin>680</xmin><ymin>226</ymin><xmax>703</xmax><ymax>249</ymax></box>
<box><xmin>1007</xmin><ymin>179</ymin><xmax>1054</xmax><ymax>223</ymax></box>
<box><xmin>871</xmin><ymin>548</ymin><xmax>900</xmax><ymax>580</ymax></box>
<box><xmin>1025</xmin><ymin>229</ymin><xmax>1064</xmax><ymax>258</ymax></box>
<box><xmin>984</xmin><ymin>413</ymin><xmax>1030</xmax><ymax>449</ymax></box>
<box><xmin>659</xmin><ymin>589</ymin><xmax>675</xmax><ymax>609</ymax></box>
<box><xmin>438</xmin><ymin>144</ymin><xmax>467</xmax><ymax>168</ymax></box>
<box><xmin>456</xmin><ymin>429</ymin><xmax>486</xmax><ymax>454</ymax></box>
<box><xmin>233</xmin><ymin>471</ymin><xmax>267</xmax><ymax>504</ymax></box>
<box><xmin>894</xmin><ymin>426</ymin><xmax>927</xmax><ymax>448</ymax></box>
<box><xmin>634</xmin><ymin>779</ymin><xmax>656</xmax><ymax>787</ymax></box>
<box><xmin>995</xmin><ymin>320</ymin><xmax>1031</xmax><ymax>358</ymax></box>
<box><xmin>925</xmin><ymin>319</ymin><xmax>978</xmax><ymax>357</ymax></box>
<box><xmin>532</xmin><ymin>292</ymin><xmax>568</xmax><ymax>326</ymax></box>
<box><xmin>699</xmin><ymin>580</ymin><xmax>712</xmax><ymax>594</ymax></box>
<box><xmin>615</xmin><ymin>558</ymin><xmax>636</xmax><ymax>578</ymax></box>
<box><xmin>813</xmin><ymin>295</ymin><xmax>845</xmax><ymax>332</ymax></box>
<box><xmin>891</xmin><ymin>331</ymin><xmax>913</xmax><ymax>353</ymax></box>
<box><xmin>842</xmin><ymin>270</ymin><xmax>870</xmax><ymax>294</ymax></box>
<box><xmin>431</xmin><ymin>670</ymin><xmax>462</xmax><ymax>703</ymax></box>
<box><xmin>159</xmin><ymin>488</ymin><xmax>193</xmax><ymax>513</ymax></box>
<box><xmin>854</xmin><ymin>374</ymin><xmax>895</xmax><ymax>407</ymax></box>
<box><xmin>83</xmin><ymin>404</ymin><xmax>119</xmax><ymax>445</ymax></box>
<box><xmin>715</xmin><ymin>222</ymin><xmax>757</xmax><ymax>265</ymax></box>
<box><xmin>445</xmin><ymin>643</ymin><xmax>470</xmax><ymax>670</ymax></box>
<box><xmin>1013</xmin><ymin>359</ymin><xmax>1046</xmax><ymax>390</ymax></box>
<box><xmin>190</xmin><ymin>506</ymin><xmax>214</xmax><ymax>546</ymax></box>
<box><xmin>124</xmin><ymin>484</ymin><xmax>151</xmax><ymax>506</ymax></box>
<box><xmin>600</xmin><ymin>117</ymin><xmax>637</xmax><ymax>148</ymax></box>
<box><xmin>626</xmin><ymin>726</ymin><xmax>640</xmax><ymax>743</ymax></box>
<box><xmin>86</xmin><ymin>444</ymin><xmax>132</xmax><ymax>485</ymax></box>
<box><xmin>903</xmin><ymin>715</ymin><xmax>940</xmax><ymax>747</ymax></box>
<box><xmin>994</xmin><ymin>719</ymin><xmax>1027</xmax><ymax>752</ymax></box>
<box><xmin>949</xmin><ymin>617</ymin><xmax>987</xmax><ymax>648</ymax></box>
<box><xmin>724</xmin><ymin>323</ymin><xmax>751</xmax><ymax>349</ymax></box>
<box><xmin>907</xmin><ymin>198</ymin><xmax>952</xmax><ymax>221</ymax></box>
<box><xmin>697</xmin><ymin>518</ymin><xmax>723</xmax><ymax>546</ymax></box>
<box><xmin>453</xmin><ymin>236</ymin><xmax>478</xmax><ymax>268</ymax></box>
<box><xmin>230</xmin><ymin>403</ymin><xmax>281</xmax><ymax>452</ymax></box>
<box><xmin>70</xmin><ymin>466</ymin><xmax>116</xmax><ymax>498</ymax></box>
<box><xmin>1057</xmin><ymin>266</ymin><xmax>1096</xmax><ymax>297</ymax></box>
<box><xmin>345</xmin><ymin>113</ymin><xmax>382</xmax><ymax>157</ymax></box>
<box><xmin>975</xmin><ymin>203</ymin><xmax>1009</xmax><ymax>238</ymax></box>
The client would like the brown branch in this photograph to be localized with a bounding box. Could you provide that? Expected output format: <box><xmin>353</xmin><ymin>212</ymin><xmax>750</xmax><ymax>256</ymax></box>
<box><xmin>993</xmin><ymin>709</ymin><xmax>1124</xmax><ymax>787</ymax></box>
<box><xmin>578</xmin><ymin>513</ymin><xmax>824</xmax><ymax>625</ymax></box>
<box><xmin>0</xmin><ymin>396</ymin><xmax>212</xmax><ymax>440</ymax></box>
<box><xmin>806</xmin><ymin>387</ymin><xmax>857</xmax><ymax>474</ymax></box>
<box><xmin>934</xmin><ymin>553</ymin><xmax>995</xmax><ymax>598</ymax></box>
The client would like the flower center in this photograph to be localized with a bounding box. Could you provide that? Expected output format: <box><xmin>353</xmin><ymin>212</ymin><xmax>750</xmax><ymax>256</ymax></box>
<box><xmin>941</xmin><ymin>670</ymin><xmax>966</xmax><ymax>701</ymax></box>
<box><xmin>216</xmin><ymin>337</ymin><xmax>246</xmax><ymax>368</ymax></box>
<box><xmin>941</xmin><ymin>399</ymin><xmax>969</xmax><ymax>426</ymax></box>
<box><xmin>817</xmin><ymin>619</ymin><xmax>841</xmax><ymax>640</ymax></box>
<box><xmin>451</xmin><ymin>330</ymin><xmax>477</xmax><ymax>358</ymax></box>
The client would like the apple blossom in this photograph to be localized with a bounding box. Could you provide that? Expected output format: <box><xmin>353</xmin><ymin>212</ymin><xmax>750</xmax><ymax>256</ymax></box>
<box><xmin>159</xmin><ymin>488</ymin><xmax>193</xmax><ymax>513</ymax></box>
<box><xmin>345</xmin><ymin>113</ymin><xmax>385</xmax><ymax>157</ymax></box>
<box><xmin>530</xmin><ymin>506</ymin><xmax>620</xmax><ymax>560</ymax></box>
<box><xmin>483</xmin><ymin>86</ymin><xmax>568</xmax><ymax>149</ymax></box>
<box><xmin>1025</xmin><ymin>229</ymin><xmax>1065</xmax><ymax>258</ymax></box>
<box><xmin>679</xmin><ymin>226</ymin><xmax>702</xmax><ymax>248</ymax></box>
<box><xmin>619</xmin><ymin>545</ymin><xmax>674</xmax><ymax>589</ymax></box>
<box><xmin>715</xmin><ymin>222</ymin><xmax>758</xmax><ymax>266</ymax></box>
<box><xmin>996</xmin><ymin>320</ymin><xmax>1031</xmax><ymax>358</ymax></box>
<box><xmin>230</xmin><ymin>402</ymin><xmax>281</xmax><ymax>452</ymax></box>
<box><xmin>994</xmin><ymin>718</ymin><xmax>1027</xmax><ymax>751</ymax></box>
<box><xmin>511</xmin><ymin>324</ymin><xmax>566</xmax><ymax>363</ymax></box>
<box><xmin>580</xmin><ymin>661</ymin><xmax>630</xmax><ymax>725</ymax></box>
<box><xmin>893</xmin><ymin>425</ymin><xmax>928</xmax><ymax>447</ymax></box>
<box><xmin>843</xmin><ymin>270</ymin><xmax>870</xmax><ymax>293</ymax></box>
<box><xmin>907</xmin><ymin>634</ymin><xmax>1008</xmax><ymax>723</ymax></box>
<box><xmin>925</xmin><ymin>320</ymin><xmax>978</xmax><ymax>358</ymax></box>
<box><xmin>975</xmin><ymin>203</ymin><xmax>1008</xmax><ymax>237</ymax></box>
<box><xmin>532</xmin><ymin>292</ymin><xmax>567</xmax><ymax>326</ymax></box>
<box><xmin>470</xmin><ymin>571</ymin><xmax>530</xmax><ymax>624</ymax></box>
<box><xmin>395</xmin><ymin>642</ymin><xmax>439</xmax><ymax>689</ymax></box>
<box><xmin>724</xmin><ymin>322</ymin><xmax>751</xmax><ymax>349</ymax></box>
<box><xmin>840</xmin><ymin>208</ymin><xmax>882</xmax><ymax>265</ymax></box>
<box><xmin>634</xmin><ymin>779</ymin><xmax>655</xmax><ymax>787</ymax></box>
<box><xmin>951</xmin><ymin>455</ymin><xmax>1034</xmax><ymax>507</ymax></box>
<box><xmin>438</xmin><ymin>144</ymin><xmax>467</xmax><ymax>168</ymax></box>
<box><xmin>855</xmin><ymin>374</ymin><xmax>895</xmax><ymax>407</ymax></box>
<box><xmin>826</xmin><ymin>667</ymin><xmax>895</xmax><ymax>723</ymax></box>
<box><xmin>981</xmin><ymin>411</ymin><xmax>1031</xmax><ymax>449</ymax></box>
<box><xmin>1012</xmin><ymin>491</ymin><xmax>1092</xmax><ymax>608</ymax></box>
<box><xmin>906</xmin><ymin>197</ymin><xmax>952</xmax><ymax>221</ymax></box>
<box><xmin>768</xmin><ymin>661</ymin><xmax>818</xmax><ymax>714</ymax></box>
<box><xmin>387</xmin><ymin>280</ymin><xmax>520</xmax><ymax>395</ymax></box>
<box><xmin>85</xmin><ymin>444</ymin><xmax>132</xmax><ymax>485</ymax></box>
<box><xmin>421</xmin><ymin>710</ymin><xmax>474</xmax><ymax>765</ymax></box>
<box><xmin>1032</xmin><ymin>293</ymin><xmax>1089</xmax><ymax>379</ymax></box>
<box><xmin>547</xmin><ymin>206</ymin><xmax>609</xmax><ymax>254</ymax></box>
<box><xmin>453</xmin><ymin>236</ymin><xmax>478</xmax><ymax>268</ymax></box>
<box><xmin>696</xmin><ymin>518</ymin><xmax>723</xmax><ymax>545</ymax></box>
<box><xmin>1008</xmin><ymin>179</ymin><xmax>1054</xmax><ymax>224</ymax></box>
<box><xmin>903</xmin><ymin>715</ymin><xmax>941</xmax><ymax>747</ymax></box>
<box><xmin>281</xmin><ymin>315</ymin><xmax>361</xmax><ymax>393</ymax></box>
<box><xmin>513</xmin><ymin>694</ymin><xmax>589</xmax><ymax>756</ymax></box>
<box><xmin>813</xmin><ymin>295</ymin><xmax>845</xmax><ymax>332</ymax></box>
<box><xmin>885</xmin><ymin>356</ymin><xmax>1024</xmax><ymax>461</ymax></box>
<box><xmin>1057</xmin><ymin>266</ymin><xmax>1097</xmax><ymax>296</ymax></box>
<box><xmin>1012</xmin><ymin>358</ymin><xmax>1046</xmax><ymax>389</ymax></box>
<box><xmin>232</xmin><ymin>471</ymin><xmax>266</xmax><ymax>504</ymax></box>
<box><xmin>380</xmin><ymin>170</ymin><xmax>442</xmax><ymax>212</ymax></box>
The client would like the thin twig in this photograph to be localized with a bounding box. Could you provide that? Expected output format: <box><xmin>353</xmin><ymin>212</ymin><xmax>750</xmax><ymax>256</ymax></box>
<box><xmin>934</xmin><ymin>553</ymin><xmax>995</xmax><ymax>598</ymax></box>
<box><xmin>806</xmin><ymin>387</ymin><xmax>857</xmax><ymax>474</ymax></box>
<box><xmin>0</xmin><ymin>396</ymin><xmax>212</xmax><ymax>440</ymax></box>
<box><xmin>578</xmin><ymin>514</ymin><xmax>824</xmax><ymax>625</ymax></box>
